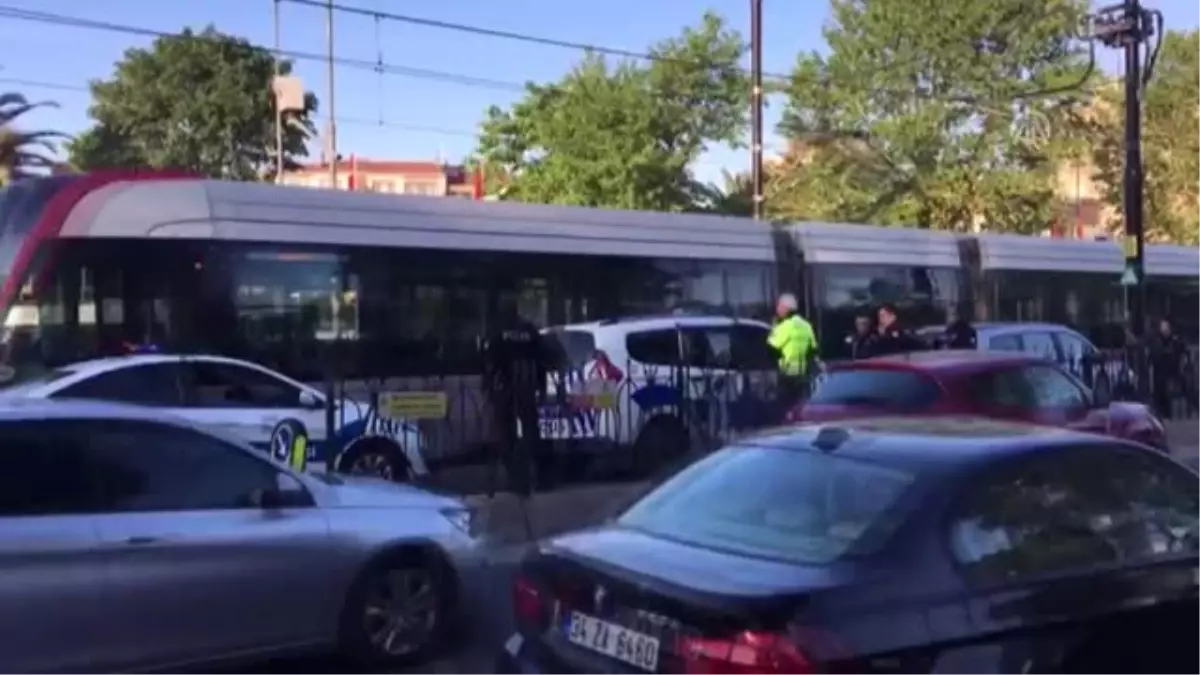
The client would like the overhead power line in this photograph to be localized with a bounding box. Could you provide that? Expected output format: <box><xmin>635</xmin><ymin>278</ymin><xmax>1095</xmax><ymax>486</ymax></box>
<box><xmin>0</xmin><ymin>76</ymin><xmax>479</xmax><ymax>138</ymax></box>
<box><xmin>0</xmin><ymin>4</ymin><xmax>1094</xmax><ymax>110</ymax></box>
<box><xmin>0</xmin><ymin>5</ymin><xmax>526</xmax><ymax>93</ymax></box>
<box><xmin>282</xmin><ymin>0</ymin><xmax>795</xmax><ymax>81</ymax></box>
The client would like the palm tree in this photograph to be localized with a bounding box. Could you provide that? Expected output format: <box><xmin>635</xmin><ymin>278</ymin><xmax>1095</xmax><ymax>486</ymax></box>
<box><xmin>0</xmin><ymin>92</ymin><xmax>65</xmax><ymax>185</ymax></box>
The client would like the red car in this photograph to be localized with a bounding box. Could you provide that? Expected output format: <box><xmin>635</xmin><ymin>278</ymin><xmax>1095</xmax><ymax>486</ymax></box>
<box><xmin>788</xmin><ymin>350</ymin><xmax>1170</xmax><ymax>451</ymax></box>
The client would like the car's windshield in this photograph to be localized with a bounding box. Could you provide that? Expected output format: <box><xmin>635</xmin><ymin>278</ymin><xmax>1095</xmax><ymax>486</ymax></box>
<box><xmin>809</xmin><ymin>369</ymin><xmax>943</xmax><ymax>410</ymax></box>
<box><xmin>618</xmin><ymin>444</ymin><xmax>918</xmax><ymax>564</ymax></box>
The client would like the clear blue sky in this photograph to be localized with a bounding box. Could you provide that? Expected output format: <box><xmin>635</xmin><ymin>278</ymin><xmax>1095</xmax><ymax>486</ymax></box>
<box><xmin>2</xmin><ymin>0</ymin><xmax>1196</xmax><ymax>184</ymax></box>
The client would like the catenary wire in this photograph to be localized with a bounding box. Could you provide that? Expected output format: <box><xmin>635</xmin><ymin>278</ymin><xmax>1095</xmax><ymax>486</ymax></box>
<box><xmin>0</xmin><ymin>6</ymin><xmax>527</xmax><ymax>93</ymax></box>
<box><xmin>281</xmin><ymin>0</ymin><xmax>795</xmax><ymax>81</ymax></box>
<box><xmin>0</xmin><ymin>3</ymin><xmax>1097</xmax><ymax>107</ymax></box>
<box><xmin>294</xmin><ymin>0</ymin><xmax>1097</xmax><ymax>103</ymax></box>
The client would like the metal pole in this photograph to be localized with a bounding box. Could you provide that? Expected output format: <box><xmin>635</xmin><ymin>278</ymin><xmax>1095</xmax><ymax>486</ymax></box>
<box><xmin>326</xmin><ymin>0</ymin><xmax>338</xmax><ymax>188</ymax></box>
<box><xmin>273</xmin><ymin>0</ymin><xmax>284</xmax><ymax>184</ymax></box>
<box><xmin>1122</xmin><ymin>0</ymin><xmax>1145</xmax><ymax>339</ymax></box>
<box><xmin>750</xmin><ymin>0</ymin><xmax>764</xmax><ymax>220</ymax></box>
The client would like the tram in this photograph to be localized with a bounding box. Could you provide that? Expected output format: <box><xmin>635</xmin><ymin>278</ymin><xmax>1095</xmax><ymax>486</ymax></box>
<box><xmin>0</xmin><ymin>171</ymin><xmax>1195</xmax><ymax>384</ymax></box>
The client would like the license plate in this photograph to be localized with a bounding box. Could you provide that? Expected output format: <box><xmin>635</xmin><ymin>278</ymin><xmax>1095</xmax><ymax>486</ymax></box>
<box><xmin>565</xmin><ymin>611</ymin><xmax>659</xmax><ymax>671</ymax></box>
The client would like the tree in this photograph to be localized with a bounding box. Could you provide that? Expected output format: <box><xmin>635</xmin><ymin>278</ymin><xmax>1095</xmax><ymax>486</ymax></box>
<box><xmin>776</xmin><ymin>0</ymin><xmax>1092</xmax><ymax>232</ymax></box>
<box><xmin>1090</xmin><ymin>30</ymin><xmax>1199</xmax><ymax>245</ymax></box>
<box><xmin>67</xmin><ymin>27</ymin><xmax>317</xmax><ymax>180</ymax></box>
<box><xmin>0</xmin><ymin>93</ymin><xmax>65</xmax><ymax>185</ymax></box>
<box><xmin>474</xmin><ymin>13</ymin><xmax>748</xmax><ymax>212</ymax></box>
<box><xmin>702</xmin><ymin>170</ymin><xmax>755</xmax><ymax>215</ymax></box>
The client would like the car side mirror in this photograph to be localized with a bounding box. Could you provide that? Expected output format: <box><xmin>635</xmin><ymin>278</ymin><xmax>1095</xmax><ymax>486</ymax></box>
<box><xmin>298</xmin><ymin>390</ymin><xmax>323</xmax><ymax>410</ymax></box>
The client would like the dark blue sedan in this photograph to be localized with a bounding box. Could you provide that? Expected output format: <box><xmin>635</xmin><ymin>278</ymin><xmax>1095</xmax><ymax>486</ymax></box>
<box><xmin>498</xmin><ymin>417</ymin><xmax>1199</xmax><ymax>674</ymax></box>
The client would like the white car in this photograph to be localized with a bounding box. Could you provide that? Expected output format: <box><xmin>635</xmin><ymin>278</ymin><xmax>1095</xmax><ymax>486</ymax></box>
<box><xmin>0</xmin><ymin>354</ymin><xmax>427</xmax><ymax>480</ymax></box>
<box><xmin>533</xmin><ymin>313</ymin><xmax>780</xmax><ymax>472</ymax></box>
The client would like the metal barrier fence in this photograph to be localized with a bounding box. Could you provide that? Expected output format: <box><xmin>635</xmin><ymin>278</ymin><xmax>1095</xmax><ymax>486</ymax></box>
<box><xmin>321</xmin><ymin>355</ymin><xmax>796</xmax><ymax>493</ymax></box>
<box><xmin>1073</xmin><ymin>347</ymin><xmax>1199</xmax><ymax>421</ymax></box>
<box><xmin>317</xmin><ymin>342</ymin><xmax>1195</xmax><ymax>493</ymax></box>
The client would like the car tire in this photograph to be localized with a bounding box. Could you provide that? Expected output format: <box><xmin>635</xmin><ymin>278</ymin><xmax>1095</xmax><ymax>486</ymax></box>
<box><xmin>269</xmin><ymin>418</ymin><xmax>309</xmax><ymax>471</ymax></box>
<box><xmin>631</xmin><ymin>415</ymin><xmax>689</xmax><ymax>477</ymax></box>
<box><xmin>337</xmin><ymin>548</ymin><xmax>456</xmax><ymax>670</ymax></box>
<box><xmin>336</xmin><ymin>435</ymin><xmax>412</xmax><ymax>482</ymax></box>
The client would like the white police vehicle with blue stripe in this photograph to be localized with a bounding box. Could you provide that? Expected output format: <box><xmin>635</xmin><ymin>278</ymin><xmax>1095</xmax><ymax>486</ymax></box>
<box><xmin>0</xmin><ymin>354</ymin><xmax>427</xmax><ymax>480</ymax></box>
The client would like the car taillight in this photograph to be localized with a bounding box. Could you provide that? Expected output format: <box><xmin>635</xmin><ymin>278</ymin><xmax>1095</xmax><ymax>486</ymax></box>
<box><xmin>590</xmin><ymin>349</ymin><xmax>625</xmax><ymax>382</ymax></box>
<box><xmin>679</xmin><ymin>629</ymin><xmax>815</xmax><ymax>674</ymax></box>
<box><xmin>512</xmin><ymin>574</ymin><xmax>547</xmax><ymax>630</ymax></box>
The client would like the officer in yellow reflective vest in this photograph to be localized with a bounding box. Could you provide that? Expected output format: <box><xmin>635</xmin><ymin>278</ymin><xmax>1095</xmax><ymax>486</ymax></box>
<box><xmin>767</xmin><ymin>293</ymin><xmax>818</xmax><ymax>405</ymax></box>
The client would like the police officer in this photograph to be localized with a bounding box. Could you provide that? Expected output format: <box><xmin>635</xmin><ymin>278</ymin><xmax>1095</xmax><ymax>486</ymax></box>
<box><xmin>844</xmin><ymin>311</ymin><xmax>878</xmax><ymax>360</ymax></box>
<box><xmin>767</xmin><ymin>293</ymin><xmax>818</xmax><ymax>405</ymax></box>
<box><xmin>482</xmin><ymin>300</ymin><xmax>549</xmax><ymax>495</ymax></box>
<box><xmin>942</xmin><ymin>303</ymin><xmax>978</xmax><ymax>350</ymax></box>
<box><xmin>873</xmin><ymin>303</ymin><xmax>922</xmax><ymax>357</ymax></box>
<box><xmin>1148</xmin><ymin>317</ymin><xmax>1194</xmax><ymax>420</ymax></box>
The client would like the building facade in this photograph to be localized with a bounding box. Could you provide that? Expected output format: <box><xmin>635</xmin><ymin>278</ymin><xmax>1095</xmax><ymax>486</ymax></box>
<box><xmin>280</xmin><ymin>159</ymin><xmax>479</xmax><ymax>198</ymax></box>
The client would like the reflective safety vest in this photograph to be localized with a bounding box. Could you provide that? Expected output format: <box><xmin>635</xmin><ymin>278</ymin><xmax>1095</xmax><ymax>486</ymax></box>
<box><xmin>768</xmin><ymin>314</ymin><xmax>817</xmax><ymax>376</ymax></box>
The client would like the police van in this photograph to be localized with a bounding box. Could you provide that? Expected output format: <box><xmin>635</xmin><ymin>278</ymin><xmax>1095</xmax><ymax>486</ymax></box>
<box><xmin>0</xmin><ymin>353</ymin><xmax>428</xmax><ymax>480</ymax></box>
<box><xmin>530</xmin><ymin>313</ymin><xmax>781</xmax><ymax>473</ymax></box>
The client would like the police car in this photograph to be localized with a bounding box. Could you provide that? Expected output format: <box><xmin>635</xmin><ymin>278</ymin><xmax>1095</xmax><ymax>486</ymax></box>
<box><xmin>0</xmin><ymin>354</ymin><xmax>427</xmax><ymax>480</ymax></box>
<box><xmin>533</xmin><ymin>313</ymin><xmax>780</xmax><ymax>473</ymax></box>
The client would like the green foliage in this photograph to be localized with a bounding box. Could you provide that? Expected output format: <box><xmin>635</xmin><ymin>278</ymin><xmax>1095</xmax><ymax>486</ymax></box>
<box><xmin>474</xmin><ymin>13</ymin><xmax>748</xmax><ymax>212</ymax></box>
<box><xmin>67</xmin><ymin>27</ymin><xmax>317</xmax><ymax>180</ymax></box>
<box><xmin>776</xmin><ymin>0</ymin><xmax>1092</xmax><ymax>232</ymax></box>
<box><xmin>1090</xmin><ymin>30</ymin><xmax>1199</xmax><ymax>245</ymax></box>
<box><xmin>0</xmin><ymin>93</ymin><xmax>65</xmax><ymax>185</ymax></box>
<box><xmin>701</xmin><ymin>170</ymin><xmax>755</xmax><ymax>216</ymax></box>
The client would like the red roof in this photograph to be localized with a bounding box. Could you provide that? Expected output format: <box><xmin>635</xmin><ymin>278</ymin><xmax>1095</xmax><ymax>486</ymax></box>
<box><xmin>293</xmin><ymin>159</ymin><xmax>457</xmax><ymax>175</ymax></box>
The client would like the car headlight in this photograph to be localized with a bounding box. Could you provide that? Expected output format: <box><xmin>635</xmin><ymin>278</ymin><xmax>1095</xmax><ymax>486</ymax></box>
<box><xmin>441</xmin><ymin>507</ymin><xmax>480</xmax><ymax>538</ymax></box>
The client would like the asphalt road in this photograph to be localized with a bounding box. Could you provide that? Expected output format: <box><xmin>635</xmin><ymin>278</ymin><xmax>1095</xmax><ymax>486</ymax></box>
<box><xmin>240</xmin><ymin>543</ymin><xmax>525</xmax><ymax>674</ymax></box>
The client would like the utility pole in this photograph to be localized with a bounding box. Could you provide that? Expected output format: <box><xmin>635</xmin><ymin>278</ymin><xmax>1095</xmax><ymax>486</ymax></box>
<box><xmin>273</xmin><ymin>0</ymin><xmax>284</xmax><ymax>183</ymax></box>
<box><xmin>326</xmin><ymin>0</ymin><xmax>338</xmax><ymax>189</ymax></box>
<box><xmin>1091</xmin><ymin>0</ymin><xmax>1158</xmax><ymax>340</ymax></box>
<box><xmin>1121</xmin><ymin>0</ymin><xmax>1146</xmax><ymax>341</ymax></box>
<box><xmin>749</xmin><ymin>0</ymin><xmax>764</xmax><ymax>220</ymax></box>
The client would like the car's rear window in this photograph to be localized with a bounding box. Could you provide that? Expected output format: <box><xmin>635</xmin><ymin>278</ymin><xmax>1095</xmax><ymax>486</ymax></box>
<box><xmin>618</xmin><ymin>445</ymin><xmax>917</xmax><ymax>564</ymax></box>
<box><xmin>810</xmin><ymin>369</ymin><xmax>942</xmax><ymax>410</ymax></box>
<box><xmin>542</xmin><ymin>329</ymin><xmax>596</xmax><ymax>370</ymax></box>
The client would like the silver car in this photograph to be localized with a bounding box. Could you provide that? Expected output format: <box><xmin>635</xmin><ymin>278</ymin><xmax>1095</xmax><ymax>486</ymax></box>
<box><xmin>0</xmin><ymin>398</ymin><xmax>482</xmax><ymax>673</ymax></box>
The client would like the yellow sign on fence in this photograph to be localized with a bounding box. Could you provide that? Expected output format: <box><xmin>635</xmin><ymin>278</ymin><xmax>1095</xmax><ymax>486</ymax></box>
<box><xmin>378</xmin><ymin>391</ymin><xmax>449</xmax><ymax>420</ymax></box>
<box><xmin>1122</xmin><ymin>236</ymin><xmax>1137</xmax><ymax>259</ymax></box>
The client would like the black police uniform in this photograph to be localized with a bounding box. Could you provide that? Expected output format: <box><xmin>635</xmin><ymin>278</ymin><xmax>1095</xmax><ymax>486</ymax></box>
<box><xmin>1149</xmin><ymin>331</ymin><xmax>1195</xmax><ymax>419</ymax></box>
<box><xmin>873</xmin><ymin>325</ymin><xmax>922</xmax><ymax>357</ymax></box>
<box><xmin>942</xmin><ymin>320</ymin><xmax>978</xmax><ymax>350</ymax></box>
<box><xmin>845</xmin><ymin>331</ymin><xmax>879</xmax><ymax>360</ymax></box>
<box><xmin>482</xmin><ymin>315</ymin><xmax>548</xmax><ymax>495</ymax></box>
